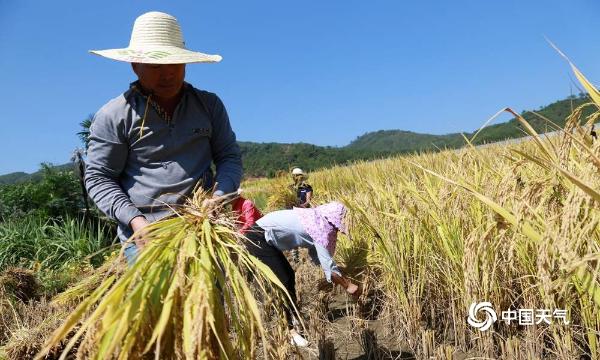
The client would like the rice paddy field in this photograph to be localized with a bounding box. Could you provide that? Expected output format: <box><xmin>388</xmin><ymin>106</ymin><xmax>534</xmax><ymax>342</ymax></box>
<box><xmin>1</xmin><ymin>67</ymin><xmax>600</xmax><ymax>359</ymax></box>
<box><xmin>246</xmin><ymin>112</ymin><xmax>600</xmax><ymax>359</ymax></box>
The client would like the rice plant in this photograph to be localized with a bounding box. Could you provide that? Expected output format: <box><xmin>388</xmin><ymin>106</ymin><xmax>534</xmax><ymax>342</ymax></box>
<box><xmin>265</xmin><ymin>175</ymin><xmax>298</xmax><ymax>211</ymax></box>
<box><xmin>299</xmin><ymin>59</ymin><xmax>600</xmax><ymax>357</ymax></box>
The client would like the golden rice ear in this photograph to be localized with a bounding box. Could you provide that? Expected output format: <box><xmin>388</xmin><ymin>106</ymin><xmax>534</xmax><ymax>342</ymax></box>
<box><xmin>549</xmin><ymin>40</ymin><xmax>600</xmax><ymax>108</ymax></box>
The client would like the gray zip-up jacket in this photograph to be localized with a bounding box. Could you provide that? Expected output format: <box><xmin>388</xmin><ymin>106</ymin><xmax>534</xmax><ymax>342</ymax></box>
<box><xmin>85</xmin><ymin>82</ymin><xmax>242</xmax><ymax>241</ymax></box>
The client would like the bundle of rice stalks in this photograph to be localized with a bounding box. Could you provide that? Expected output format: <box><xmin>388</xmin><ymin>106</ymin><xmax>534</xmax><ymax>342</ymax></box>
<box><xmin>0</xmin><ymin>254</ymin><xmax>124</xmax><ymax>360</ymax></box>
<box><xmin>36</xmin><ymin>191</ymin><xmax>292</xmax><ymax>360</ymax></box>
<box><xmin>0</xmin><ymin>267</ymin><xmax>40</xmax><ymax>303</ymax></box>
<box><xmin>266</xmin><ymin>180</ymin><xmax>297</xmax><ymax>212</ymax></box>
<box><xmin>2</xmin><ymin>298</ymin><xmax>77</xmax><ymax>360</ymax></box>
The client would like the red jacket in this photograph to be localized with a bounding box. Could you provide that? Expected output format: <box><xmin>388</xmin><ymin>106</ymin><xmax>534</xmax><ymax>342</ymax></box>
<box><xmin>232</xmin><ymin>197</ymin><xmax>263</xmax><ymax>234</ymax></box>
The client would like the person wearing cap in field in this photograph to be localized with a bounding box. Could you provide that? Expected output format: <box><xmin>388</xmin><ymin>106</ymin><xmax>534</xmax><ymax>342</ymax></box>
<box><xmin>244</xmin><ymin>201</ymin><xmax>362</xmax><ymax>347</ymax></box>
<box><xmin>84</xmin><ymin>11</ymin><xmax>242</xmax><ymax>262</ymax></box>
<box><xmin>291</xmin><ymin>167</ymin><xmax>313</xmax><ymax>208</ymax></box>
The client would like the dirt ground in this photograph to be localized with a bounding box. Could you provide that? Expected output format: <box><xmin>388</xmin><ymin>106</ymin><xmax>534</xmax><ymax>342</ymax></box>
<box><xmin>300</xmin><ymin>295</ymin><xmax>414</xmax><ymax>359</ymax></box>
<box><xmin>289</xmin><ymin>251</ymin><xmax>415</xmax><ymax>360</ymax></box>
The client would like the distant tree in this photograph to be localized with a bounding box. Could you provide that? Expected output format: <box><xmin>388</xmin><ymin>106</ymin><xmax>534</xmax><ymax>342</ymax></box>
<box><xmin>0</xmin><ymin>164</ymin><xmax>82</xmax><ymax>220</ymax></box>
<box><xmin>71</xmin><ymin>149</ymin><xmax>90</xmax><ymax>214</ymax></box>
<box><xmin>77</xmin><ymin>114</ymin><xmax>94</xmax><ymax>152</ymax></box>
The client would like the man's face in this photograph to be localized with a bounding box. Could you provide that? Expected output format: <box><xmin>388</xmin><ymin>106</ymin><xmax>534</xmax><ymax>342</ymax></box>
<box><xmin>131</xmin><ymin>63</ymin><xmax>186</xmax><ymax>99</ymax></box>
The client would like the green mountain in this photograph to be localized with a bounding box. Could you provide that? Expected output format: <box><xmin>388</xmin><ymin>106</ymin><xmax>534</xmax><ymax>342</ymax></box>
<box><xmin>347</xmin><ymin>130</ymin><xmax>465</xmax><ymax>152</ymax></box>
<box><xmin>0</xmin><ymin>164</ymin><xmax>76</xmax><ymax>185</ymax></box>
<box><xmin>0</xmin><ymin>94</ymin><xmax>593</xmax><ymax>182</ymax></box>
<box><xmin>0</xmin><ymin>172</ymin><xmax>30</xmax><ymax>185</ymax></box>
<box><xmin>239</xmin><ymin>141</ymin><xmax>386</xmax><ymax>177</ymax></box>
<box><xmin>348</xmin><ymin>95</ymin><xmax>589</xmax><ymax>152</ymax></box>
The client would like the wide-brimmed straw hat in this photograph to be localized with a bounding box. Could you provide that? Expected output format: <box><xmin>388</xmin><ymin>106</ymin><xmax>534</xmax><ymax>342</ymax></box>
<box><xmin>90</xmin><ymin>11</ymin><xmax>222</xmax><ymax>64</ymax></box>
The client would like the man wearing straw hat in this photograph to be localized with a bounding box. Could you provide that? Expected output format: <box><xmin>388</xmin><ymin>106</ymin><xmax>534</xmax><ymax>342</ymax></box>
<box><xmin>85</xmin><ymin>11</ymin><xmax>242</xmax><ymax>261</ymax></box>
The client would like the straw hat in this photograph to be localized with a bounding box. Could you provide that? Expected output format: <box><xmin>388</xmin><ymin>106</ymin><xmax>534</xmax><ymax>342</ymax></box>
<box><xmin>90</xmin><ymin>11</ymin><xmax>222</xmax><ymax>64</ymax></box>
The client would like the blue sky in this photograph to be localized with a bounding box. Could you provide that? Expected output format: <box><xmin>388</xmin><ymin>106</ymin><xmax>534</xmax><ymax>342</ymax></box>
<box><xmin>1</xmin><ymin>0</ymin><xmax>599</xmax><ymax>174</ymax></box>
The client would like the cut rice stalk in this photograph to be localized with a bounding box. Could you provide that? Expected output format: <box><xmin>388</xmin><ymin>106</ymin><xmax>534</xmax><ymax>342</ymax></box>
<box><xmin>37</xmin><ymin>191</ymin><xmax>292</xmax><ymax>360</ymax></box>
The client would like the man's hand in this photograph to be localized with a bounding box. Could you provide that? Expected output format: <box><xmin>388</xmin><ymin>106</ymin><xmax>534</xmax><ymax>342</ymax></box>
<box><xmin>201</xmin><ymin>197</ymin><xmax>219</xmax><ymax>212</ymax></box>
<box><xmin>201</xmin><ymin>191</ymin><xmax>231</xmax><ymax>216</ymax></box>
<box><xmin>130</xmin><ymin>216</ymin><xmax>150</xmax><ymax>249</ymax></box>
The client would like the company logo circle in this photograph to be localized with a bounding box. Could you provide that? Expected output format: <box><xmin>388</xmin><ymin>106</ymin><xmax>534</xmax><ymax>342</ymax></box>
<box><xmin>467</xmin><ymin>302</ymin><xmax>497</xmax><ymax>331</ymax></box>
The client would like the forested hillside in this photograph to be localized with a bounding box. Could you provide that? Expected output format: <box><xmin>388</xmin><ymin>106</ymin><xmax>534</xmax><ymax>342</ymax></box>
<box><xmin>0</xmin><ymin>94</ymin><xmax>590</xmax><ymax>181</ymax></box>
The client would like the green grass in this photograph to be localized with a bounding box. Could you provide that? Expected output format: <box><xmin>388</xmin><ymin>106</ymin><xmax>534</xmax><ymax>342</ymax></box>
<box><xmin>0</xmin><ymin>216</ymin><xmax>116</xmax><ymax>271</ymax></box>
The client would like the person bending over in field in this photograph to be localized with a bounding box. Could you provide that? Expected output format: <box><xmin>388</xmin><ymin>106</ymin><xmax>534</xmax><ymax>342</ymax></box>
<box><xmin>244</xmin><ymin>201</ymin><xmax>361</xmax><ymax>347</ymax></box>
<box><xmin>229</xmin><ymin>190</ymin><xmax>263</xmax><ymax>234</ymax></box>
